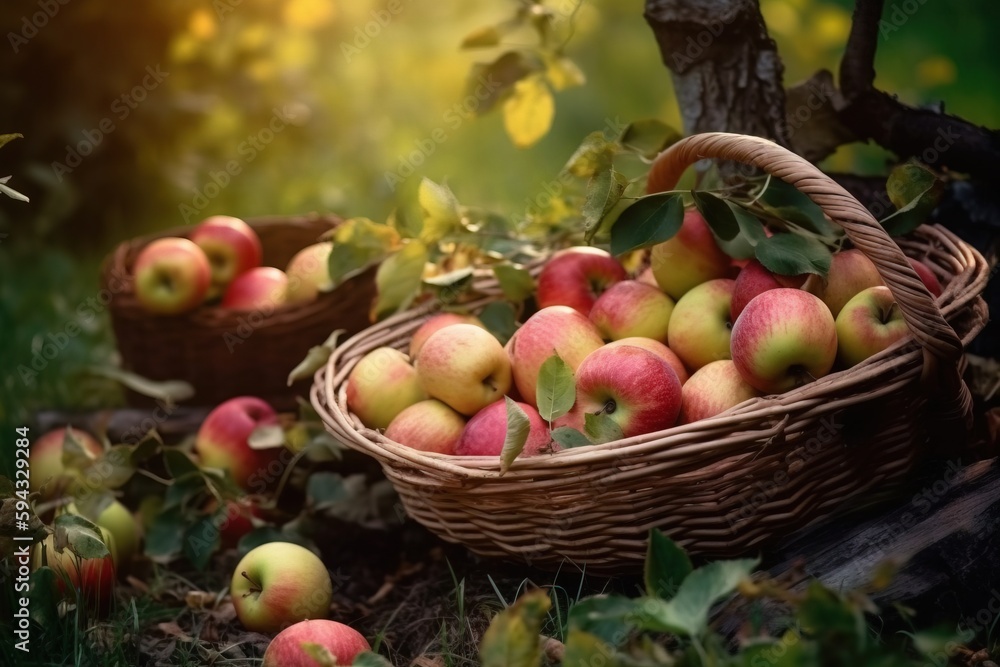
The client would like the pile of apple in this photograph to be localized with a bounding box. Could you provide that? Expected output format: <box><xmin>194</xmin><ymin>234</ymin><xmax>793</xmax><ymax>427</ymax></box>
<box><xmin>347</xmin><ymin>209</ymin><xmax>944</xmax><ymax>455</ymax></box>
<box><xmin>131</xmin><ymin>215</ymin><xmax>333</xmax><ymax>315</ymax></box>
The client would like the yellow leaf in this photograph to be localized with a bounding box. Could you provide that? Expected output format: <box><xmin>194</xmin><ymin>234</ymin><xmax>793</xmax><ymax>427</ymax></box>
<box><xmin>547</xmin><ymin>56</ymin><xmax>586</xmax><ymax>91</ymax></box>
<box><xmin>417</xmin><ymin>178</ymin><xmax>460</xmax><ymax>244</ymax></box>
<box><xmin>371</xmin><ymin>241</ymin><xmax>429</xmax><ymax>321</ymax></box>
<box><xmin>461</xmin><ymin>25</ymin><xmax>501</xmax><ymax>49</ymax></box>
<box><xmin>502</xmin><ymin>75</ymin><xmax>554</xmax><ymax>149</ymax></box>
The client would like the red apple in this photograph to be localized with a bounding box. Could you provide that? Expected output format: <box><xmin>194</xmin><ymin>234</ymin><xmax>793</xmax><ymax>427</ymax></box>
<box><xmin>415</xmin><ymin>324</ymin><xmax>511</xmax><ymax>416</ymax></box>
<box><xmin>679</xmin><ymin>360</ymin><xmax>759</xmax><ymax>424</ymax></box>
<box><xmin>835</xmin><ymin>286</ymin><xmax>910</xmax><ymax>367</ymax></box>
<box><xmin>346</xmin><ymin>347</ymin><xmax>426</xmax><ymax>430</ymax></box>
<box><xmin>907</xmin><ymin>257</ymin><xmax>943</xmax><ymax>297</ymax></box>
<box><xmin>731</xmin><ymin>288</ymin><xmax>838</xmax><ymax>393</ymax></box>
<box><xmin>455</xmin><ymin>399</ymin><xmax>553</xmax><ymax>457</ymax></box>
<box><xmin>650</xmin><ymin>210</ymin><xmax>731</xmax><ymax>299</ymax></box>
<box><xmin>808</xmin><ymin>249</ymin><xmax>883</xmax><ymax>317</ymax></box>
<box><xmin>206</xmin><ymin>498</ymin><xmax>261</xmax><ymax>549</ymax></box>
<box><xmin>605</xmin><ymin>338</ymin><xmax>689</xmax><ymax>385</ymax></box>
<box><xmin>536</xmin><ymin>247</ymin><xmax>628</xmax><ymax>316</ymax></box>
<box><xmin>133</xmin><ymin>237</ymin><xmax>212</xmax><ymax>314</ymax></box>
<box><xmin>29</xmin><ymin>427</ymin><xmax>103</xmax><ymax>499</ymax></box>
<box><xmin>221</xmin><ymin>266</ymin><xmax>289</xmax><ymax>311</ymax></box>
<box><xmin>194</xmin><ymin>397</ymin><xmax>283</xmax><ymax>490</ymax></box>
<box><xmin>667</xmin><ymin>278</ymin><xmax>736</xmax><ymax>372</ymax></box>
<box><xmin>589</xmin><ymin>280</ymin><xmax>675</xmax><ymax>343</ymax></box>
<box><xmin>263</xmin><ymin>620</ymin><xmax>371</xmax><ymax>667</ymax></box>
<box><xmin>409</xmin><ymin>312</ymin><xmax>486</xmax><ymax>360</ymax></box>
<box><xmin>636</xmin><ymin>266</ymin><xmax>658</xmax><ymax>287</ymax></box>
<box><xmin>731</xmin><ymin>258</ymin><xmax>806</xmax><ymax>322</ymax></box>
<box><xmin>384</xmin><ymin>399</ymin><xmax>467</xmax><ymax>454</ymax></box>
<box><xmin>190</xmin><ymin>216</ymin><xmax>263</xmax><ymax>295</ymax></box>
<box><xmin>285</xmin><ymin>242</ymin><xmax>333</xmax><ymax>305</ymax></box>
<box><xmin>35</xmin><ymin>533</ymin><xmax>116</xmax><ymax>616</ymax></box>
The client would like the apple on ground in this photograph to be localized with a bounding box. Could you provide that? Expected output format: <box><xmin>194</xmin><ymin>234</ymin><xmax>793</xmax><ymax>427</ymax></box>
<box><xmin>415</xmin><ymin>324</ymin><xmax>511</xmax><ymax>416</ymax></box>
<box><xmin>908</xmin><ymin>257</ymin><xmax>943</xmax><ymax>297</ymax></box>
<box><xmin>559</xmin><ymin>345</ymin><xmax>682</xmax><ymax>438</ymax></box>
<box><xmin>506</xmin><ymin>305</ymin><xmax>605</xmax><ymax>407</ymax></box>
<box><xmin>346</xmin><ymin>347</ymin><xmax>426</xmax><ymax>430</ymax></box>
<box><xmin>731</xmin><ymin>258</ymin><xmax>806</xmax><ymax>322</ymax></box>
<box><xmin>133</xmin><ymin>237</ymin><xmax>212</xmax><ymax>315</ymax></box>
<box><xmin>221</xmin><ymin>266</ymin><xmax>289</xmax><ymax>311</ymax></box>
<box><xmin>29</xmin><ymin>427</ymin><xmax>103</xmax><ymax>499</ymax></box>
<box><xmin>64</xmin><ymin>499</ymin><xmax>139</xmax><ymax>569</ymax></box>
<box><xmin>285</xmin><ymin>242</ymin><xmax>334</xmax><ymax>305</ymax></box>
<box><xmin>731</xmin><ymin>288</ymin><xmax>838</xmax><ymax>393</ymax></box>
<box><xmin>808</xmin><ymin>249</ymin><xmax>883</xmax><ymax>317</ymax></box>
<box><xmin>589</xmin><ymin>280</ymin><xmax>675</xmax><ymax>343</ymax></box>
<box><xmin>667</xmin><ymin>278</ymin><xmax>736</xmax><ymax>372</ymax></box>
<box><xmin>409</xmin><ymin>312</ymin><xmax>486</xmax><ymax>360</ymax></box>
<box><xmin>536</xmin><ymin>246</ymin><xmax>628</xmax><ymax>316</ymax></box>
<box><xmin>835</xmin><ymin>286</ymin><xmax>910</xmax><ymax>367</ymax></box>
<box><xmin>263</xmin><ymin>619</ymin><xmax>371</xmax><ymax>667</ymax></box>
<box><xmin>650</xmin><ymin>209</ymin><xmax>731</xmax><ymax>299</ymax></box>
<box><xmin>195</xmin><ymin>396</ymin><xmax>283</xmax><ymax>490</ymax></box>
<box><xmin>455</xmin><ymin>399</ymin><xmax>554</xmax><ymax>457</ymax></box>
<box><xmin>605</xmin><ymin>337</ymin><xmax>689</xmax><ymax>385</ymax></box>
<box><xmin>384</xmin><ymin>399</ymin><xmax>467</xmax><ymax>454</ymax></box>
<box><xmin>206</xmin><ymin>497</ymin><xmax>261</xmax><ymax>549</ymax></box>
<box><xmin>190</xmin><ymin>215</ymin><xmax>263</xmax><ymax>298</ymax></box>
<box><xmin>231</xmin><ymin>542</ymin><xmax>333</xmax><ymax>634</ymax></box>
<box><xmin>680</xmin><ymin>360</ymin><xmax>759</xmax><ymax>424</ymax></box>
<box><xmin>35</xmin><ymin>533</ymin><xmax>116</xmax><ymax>616</ymax></box>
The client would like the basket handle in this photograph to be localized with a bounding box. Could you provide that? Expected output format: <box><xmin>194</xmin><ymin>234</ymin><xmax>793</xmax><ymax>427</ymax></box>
<box><xmin>647</xmin><ymin>132</ymin><xmax>971</xmax><ymax>422</ymax></box>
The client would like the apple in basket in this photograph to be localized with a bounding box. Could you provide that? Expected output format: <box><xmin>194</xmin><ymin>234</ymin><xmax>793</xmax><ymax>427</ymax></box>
<box><xmin>679</xmin><ymin>360</ymin><xmax>759</xmax><ymax>424</ymax></box>
<box><xmin>667</xmin><ymin>278</ymin><xmax>736</xmax><ymax>372</ymax></box>
<box><xmin>589</xmin><ymin>280</ymin><xmax>675</xmax><ymax>343</ymax></box>
<box><xmin>285</xmin><ymin>242</ymin><xmax>334</xmax><ymax>305</ymax></box>
<box><xmin>263</xmin><ymin>620</ymin><xmax>371</xmax><ymax>667</ymax></box>
<box><xmin>455</xmin><ymin>399</ymin><xmax>554</xmax><ymax>457</ymax></box>
<box><xmin>605</xmin><ymin>337</ymin><xmax>689</xmax><ymax>385</ymax></box>
<box><xmin>221</xmin><ymin>266</ymin><xmax>289</xmax><ymax>311</ymax></box>
<box><xmin>535</xmin><ymin>246</ymin><xmax>628</xmax><ymax>315</ymax></box>
<box><xmin>835</xmin><ymin>286</ymin><xmax>910</xmax><ymax>367</ymax></box>
<box><xmin>908</xmin><ymin>257</ymin><xmax>943</xmax><ymax>297</ymax></box>
<box><xmin>649</xmin><ymin>209</ymin><xmax>731</xmax><ymax>300</ymax></box>
<box><xmin>384</xmin><ymin>399</ymin><xmax>467</xmax><ymax>454</ymax></box>
<box><xmin>190</xmin><ymin>215</ymin><xmax>263</xmax><ymax>297</ymax></box>
<box><xmin>409</xmin><ymin>312</ymin><xmax>486</xmax><ymax>360</ymax></box>
<box><xmin>414</xmin><ymin>324</ymin><xmax>512</xmax><ymax>416</ymax></box>
<box><xmin>807</xmin><ymin>249</ymin><xmax>883</xmax><ymax>318</ymax></box>
<box><xmin>346</xmin><ymin>347</ymin><xmax>426</xmax><ymax>430</ymax></box>
<box><xmin>731</xmin><ymin>258</ymin><xmax>806</xmax><ymax>322</ymax></box>
<box><xmin>133</xmin><ymin>237</ymin><xmax>212</xmax><ymax>315</ymax></box>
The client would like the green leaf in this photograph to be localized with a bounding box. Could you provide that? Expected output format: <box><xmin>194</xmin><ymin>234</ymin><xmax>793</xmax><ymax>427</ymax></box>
<box><xmin>424</xmin><ymin>267</ymin><xmax>475</xmax><ymax>306</ymax></box>
<box><xmin>583</xmin><ymin>167</ymin><xmax>629</xmax><ymax>244</ymax></box>
<box><xmin>480</xmin><ymin>589</ymin><xmax>551</xmax><ymax>667</ymax></box>
<box><xmin>163</xmin><ymin>449</ymin><xmax>200</xmax><ymax>479</ymax></box>
<box><xmin>692</xmin><ymin>191</ymin><xmax>741</xmax><ymax>241</ymax></box>
<box><xmin>535</xmin><ymin>354</ymin><xmax>575</xmax><ymax>422</ymax></box>
<box><xmin>85</xmin><ymin>365</ymin><xmax>194</xmax><ymax>406</ymax></box>
<box><xmin>499</xmin><ymin>397</ymin><xmax>532</xmax><ymax>475</ymax></box>
<box><xmin>417</xmin><ymin>178</ymin><xmax>461</xmax><ymax>244</ymax></box>
<box><xmin>461</xmin><ymin>25</ymin><xmax>501</xmax><ymax>49</ymax></box>
<box><xmin>609</xmin><ymin>193</ymin><xmax>684</xmax><ymax>256</ymax></box>
<box><xmin>183</xmin><ymin>515</ymin><xmax>220</xmax><ymax>570</ymax></box>
<box><xmin>29</xmin><ymin>567</ymin><xmax>60</xmax><ymax>627</ymax></box>
<box><xmin>618</xmin><ymin>119</ymin><xmax>681</xmax><ymax>159</ymax></box>
<box><xmin>306</xmin><ymin>471</ymin><xmax>349</xmax><ymax>508</ymax></box>
<box><xmin>327</xmin><ymin>217</ymin><xmax>400</xmax><ymax>286</ymax></box>
<box><xmin>563</xmin><ymin>629</ymin><xmax>622</xmax><ymax>667</ymax></box>
<box><xmin>567</xmin><ymin>595</ymin><xmax>641</xmax><ymax>644</ymax></box>
<box><xmin>797</xmin><ymin>581</ymin><xmax>864</xmax><ymax>638</ymax></box>
<box><xmin>881</xmin><ymin>161</ymin><xmax>943</xmax><ymax>236</ymax></box>
<box><xmin>61</xmin><ymin>427</ymin><xmax>100</xmax><ymax>472</ymax></box>
<box><xmin>163</xmin><ymin>472</ymin><xmax>207</xmax><ymax>510</ymax></box>
<box><xmin>287</xmin><ymin>329</ymin><xmax>345</xmax><ymax>386</ymax></box>
<box><xmin>352</xmin><ymin>651</ymin><xmax>393</xmax><ymax>667</ymax></box>
<box><xmin>53</xmin><ymin>513</ymin><xmax>111</xmax><ymax>560</ymax></box>
<box><xmin>503</xmin><ymin>74</ymin><xmax>554</xmax><ymax>149</ymax></box>
<box><xmin>0</xmin><ymin>476</ymin><xmax>12</xmax><ymax>496</ymax></box>
<box><xmin>583</xmin><ymin>413</ymin><xmax>624</xmax><ymax>445</ymax></box>
<box><xmin>757</xmin><ymin>179</ymin><xmax>836</xmax><ymax>237</ymax></box>
<box><xmin>371</xmin><ymin>241</ymin><xmax>429</xmax><ymax>321</ymax></box>
<box><xmin>479</xmin><ymin>301</ymin><xmax>518</xmax><ymax>345</ymax></box>
<box><xmin>72</xmin><ymin>490</ymin><xmax>114</xmax><ymax>522</ymax></box>
<box><xmin>0</xmin><ymin>133</ymin><xmax>23</xmax><ymax>150</ymax></box>
<box><xmin>644</xmin><ymin>529</ymin><xmax>693</xmax><ymax>599</ymax></box>
<box><xmin>754</xmin><ymin>233</ymin><xmax>832</xmax><ymax>277</ymax></box>
<box><xmin>94</xmin><ymin>445</ymin><xmax>136</xmax><ymax>488</ymax></box>
<box><xmin>247</xmin><ymin>424</ymin><xmax>286</xmax><ymax>451</ymax></box>
<box><xmin>550</xmin><ymin>427</ymin><xmax>593</xmax><ymax>449</ymax></box>
<box><xmin>129</xmin><ymin>431</ymin><xmax>163</xmax><ymax>464</ymax></box>
<box><xmin>563</xmin><ymin>131</ymin><xmax>615</xmax><ymax>179</ymax></box>
<box><xmin>302</xmin><ymin>643</ymin><xmax>338</xmax><ymax>667</ymax></box>
<box><xmin>144</xmin><ymin>507</ymin><xmax>186</xmax><ymax>561</ymax></box>
<box><xmin>493</xmin><ymin>264</ymin><xmax>535</xmax><ymax>303</ymax></box>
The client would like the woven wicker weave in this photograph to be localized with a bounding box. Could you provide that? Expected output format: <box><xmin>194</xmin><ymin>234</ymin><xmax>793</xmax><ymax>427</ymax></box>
<box><xmin>311</xmin><ymin>134</ymin><xmax>989</xmax><ymax>572</ymax></box>
<box><xmin>102</xmin><ymin>213</ymin><xmax>377</xmax><ymax>410</ymax></box>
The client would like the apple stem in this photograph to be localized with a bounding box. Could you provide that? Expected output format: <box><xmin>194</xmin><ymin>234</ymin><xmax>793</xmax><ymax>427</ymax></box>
<box><xmin>240</xmin><ymin>571</ymin><xmax>262</xmax><ymax>596</ymax></box>
<box><xmin>596</xmin><ymin>399</ymin><xmax>617</xmax><ymax>415</ymax></box>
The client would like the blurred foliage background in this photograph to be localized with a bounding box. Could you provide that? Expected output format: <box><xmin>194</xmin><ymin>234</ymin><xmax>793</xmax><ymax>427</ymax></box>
<box><xmin>1</xmin><ymin>0</ymin><xmax>998</xmax><ymax>429</ymax></box>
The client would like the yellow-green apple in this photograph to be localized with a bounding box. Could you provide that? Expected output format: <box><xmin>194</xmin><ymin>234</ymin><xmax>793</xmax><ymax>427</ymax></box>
<box><xmin>35</xmin><ymin>533</ymin><xmax>116</xmax><ymax>616</ymax></box>
<box><xmin>561</xmin><ymin>345</ymin><xmax>682</xmax><ymax>438</ymax></box>
<box><xmin>605</xmin><ymin>338</ymin><xmax>689</xmax><ymax>385</ymax></box>
<box><xmin>667</xmin><ymin>278</ymin><xmax>736</xmax><ymax>372</ymax></box>
<box><xmin>454</xmin><ymin>399</ymin><xmax>554</xmax><ymax>457</ymax></box>
<box><xmin>415</xmin><ymin>324</ymin><xmax>511</xmax><ymax>415</ymax></box>
<box><xmin>285</xmin><ymin>242</ymin><xmax>333</xmax><ymax>305</ymax></box>
<box><xmin>346</xmin><ymin>347</ymin><xmax>426</xmax><ymax>429</ymax></box>
<box><xmin>731</xmin><ymin>258</ymin><xmax>806</xmax><ymax>322</ymax></box>
<box><xmin>29</xmin><ymin>427</ymin><xmax>103</xmax><ymax>499</ymax></box>
<box><xmin>221</xmin><ymin>266</ymin><xmax>289</xmax><ymax>310</ymax></box>
<box><xmin>65</xmin><ymin>499</ymin><xmax>139</xmax><ymax>569</ymax></box>
<box><xmin>263</xmin><ymin>620</ymin><xmax>371</xmax><ymax>667</ymax></box>
<box><xmin>133</xmin><ymin>238</ymin><xmax>212</xmax><ymax>315</ymax></box>
<box><xmin>190</xmin><ymin>216</ymin><xmax>263</xmax><ymax>297</ymax></box>
<box><xmin>731</xmin><ymin>288</ymin><xmax>838</xmax><ymax>393</ymax></box>
<box><xmin>650</xmin><ymin>210</ymin><xmax>731</xmax><ymax>299</ymax></box>
<box><xmin>384</xmin><ymin>399</ymin><xmax>466</xmax><ymax>454</ymax></box>
<box><xmin>206</xmin><ymin>498</ymin><xmax>261</xmax><ymax>549</ymax></box>
<box><xmin>679</xmin><ymin>360</ymin><xmax>759</xmax><ymax>424</ymax></box>
<box><xmin>536</xmin><ymin>247</ymin><xmax>628</xmax><ymax>315</ymax></box>
<box><xmin>195</xmin><ymin>396</ymin><xmax>283</xmax><ymax>489</ymax></box>
<box><xmin>589</xmin><ymin>280</ymin><xmax>675</xmax><ymax>343</ymax></box>
<box><xmin>907</xmin><ymin>257</ymin><xmax>943</xmax><ymax>297</ymax></box>
<box><xmin>506</xmin><ymin>306</ymin><xmax>604</xmax><ymax>407</ymax></box>
<box><xmin>835</xmin><ymin>286</ymin><xmax>910</xmax><ymax>367</ymax></box>
<box><xmin>808</xmin><ymin>249</ymin><xmax>883</xmax><ymax>317</ymax></box>
<box><xmin>409</xmin><ymin>312</ymin><xmax>486</xmax><ymax>359</ymax></box>
<box><xmin>231</xmin><ymin>542</ymin><xmax>333</xmax><ymax>633</ymax></box>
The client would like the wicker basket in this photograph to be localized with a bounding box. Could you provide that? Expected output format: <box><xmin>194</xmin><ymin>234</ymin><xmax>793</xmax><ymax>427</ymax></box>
<box><xmin>311</xmin><ymin>134</ymin><xmax>990</xmax><ymax>572</ymax></box>
<box><xmin>102</xmin><ymin>213</ymin><xmax>377</xmax><ymax>411</ymax></box>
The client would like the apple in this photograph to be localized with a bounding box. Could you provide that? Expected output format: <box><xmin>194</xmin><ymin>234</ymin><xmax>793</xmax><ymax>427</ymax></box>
<box><xmin>908</xmin><ymin>257</ymin><xmax>943</xmax><ymax>297</ymax></box>
<box><xmin>221</xmin><ymin>266</ymin><xmax>289</xmax><ymax>311</ymax></box>
<box><xmin>65</xmin><ymin>499</ymin><xmax>139</xmax><ymax>569</ymax></box>
<box><xmin>263</xmin><ymin>620</ymin><xmax>371</xmax><ymax>667</ymax></box>
<box><xmin>808</xmin><ymin>249</ymin><xmax>883</xmax><ymax>317</ymax></box>
<box><xmin>35</xmin><ymin>533</ymin><xmax>116</xmax><ymax>616</ymax></box>
<box><xmin>29</xmin><ymin>427</ymin><xmax>103</xmax><ymax>499</ymax></box>
<box><xmin>536</xmin><ymin>247</ymin><xmax>628</xmax><ymax>316</ymax></box>
<box><xmin>285</xmin><ymin>242</ymin><xmax>333</xmax><ymax>305</ymax></box>
<box><xmin>133</xmin><ymin>237</ymin><xmax>212</xmax><ymax>314</ymax></box>
<box><xmin>560</xmin><ymin>345</ymin><xmax>682</xmax><ymax>438</ymax></box>
<box><xmin>605</xmin><ymin>338</ymin><xmax>689</xmax><ymax>385</ymax></box>
<box><xmin>506</xmin><ymin>306</ymin><xmax>605</xmax><ymax>407</ymax></box>
<box><xmin>731</xmin><ymin>288</ymin><xmax>838</xmax><ymax>393</ymax></box>
<box><xmin>667</xmin><ymin>278</ymin><xmax>736</xmax><ymax>372</ymax></box>
<box><xmin>679</xmin><ymin>360</ymin><xmax>759</xmax><ymax>424</ymax></box>
<box><xmin>190</xmin><ymin>216</ymin><xmax>263</xmax><ymax>296</ymax></box>
<box><xmin>195</xmin><ymin>396</ymin><xmax>283</xmax><ymax>490</ymax></box>
<box><xmin>589</xmin><ymin>280</ymin><xmax>675</xmax><ymax>343</ymax></box>
<box><xmin>731</xmin><ymin>258</ymin><xmax>806</xmax><ymax>322</ymax></box>
<box><xmin>455</xmin><ymin>399</ymin><xmax>554</xmax><ymax>457</ymax></box>
<box><xmin>409</xmin><ymin>312</ymin><xmax>486</xmax><ymax>360</ymax></box>
<box><xmin>231</xmin><ymin>542</ymin><xmax>333</xmax><ymax>633</ymax></box>
<box><xmin>835</xmin><ymin>286</ymin><xmax>910</xmax><ymax>367</ymax></box>
<box><xmin>650</xmin><ymin>210</ymin><xmax>731</xmax><ymax>299</ymax></box>
<box><xmin>206</xmin><ymin>498</ymin><xmax>261</xmax><ymax>549</ymax></box>
<box><xmin>415</xmin><ymin>324</ymin><xmax>511</xmax><ymax>416</ymax></box>
<box><xmin>635</xmin><ymin>266</ymin><xmax>658</xmax><ymax>287</ymax></box>
<box><xmin>384</xmin><ymin>399</ymin><xmax>467</xmax><ymax>454</ymax></box>
<box><xmin>346</xmin><ymin>347</ymin><xmax>427</xmax><ymax>430</ymax></box>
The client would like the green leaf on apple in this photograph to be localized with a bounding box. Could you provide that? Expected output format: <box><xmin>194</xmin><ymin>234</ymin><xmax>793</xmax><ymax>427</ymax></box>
<box><xmin>352</xmin><ymin>651</ymin><xmax>394</xmax><ymax>667</ymax></box>
<box><xmin>417</xmin><ymin>177</ymin><xmax>462</xmax><ymax>244</ymax></box>
<box><xmin>371</xmin><ymin>240</ymin><xmax>429</xmax><ymax>320</ymax></box>
<box><xmin>247</xmin><ymin>424</ymin><xmax>287</xmax><ymax>451</ymax></box>
<box><xmin>535</xmin><ymin>354</ymin><xmax>575</xmax><ymax>422</ymax></box>
<box><xmin>288</xmin><ymin>330</ymin><xmax>345</xmax><ymax>387</ymax></box>
<box><xmin>479</xmin><ymin>588</ymin><xmax>551</xmax><ymax>667</ymax></box>
<box><xmin>562</xmin><ymin>130</ymin><xmax>615</xmax><ymax>179</ymax></box>
<box><xmin>54</xmin><ymin>513</ymin><xmax>111</xmax><ymax>560</ymax></box>
<box><xmin>618</xmin><ymin>119</ymin><xmax>681</xmax><ymax>159</ymax></box>
<box><xmin>499</xmin><ymin>397</ymin><xmax>532</xmax><ymax>475</ymax></box>
<box><xmin>61</xmin><ymin>427</ymin><xmax>99</xmax><ymax>472</ymax></box>
<box><xmin>692</xmin><ymin>191</ymin><xmax>740</xmax><ymax>240</ymax></box>
<box><xmin>493</xmin><ymin>263</ymin><xmax>535</xmax><ymax>303</ymax></box>
<box><xmin>478</xmin><ymin>301</ymin><xmax>518</xmax><ymax>346</ymax></box>
<box><xmin>754</xmin><ymin>233</ymin><xmax>832</xmax><ymax>277</ymax></box>
<box><xmin>583</xmin><ymin>413</ymin><xmax>624</xmax><ymax>445</ymax></box>
<box><xmin>302</xmin><ymin>643</ymin><xmax>339</xmax><ymax>667</ymax></box>
<box><xmin>880</xmin><ymin>161</ymin><xmax>943</xmax><ymax>237</ymax></box>
<box><xmin>756</xmin><ymin>178</ymin><xmax>836</xmax><ymax>237</ymax></box>
<box><xmin>582</xmin><ymin>166</ymin><xmax>629</xmax><ymax>244</ymax></box>
<box><xmin>327</xmin><ymin>217</ymin><xmax>401</xmax><ymax>287</ymax></box>
<box><xmin>183</xmin><ymin>514</ymin><xmax>221</xmax><ymax>571</ymax></box>
<box><xmin>550</xmin><ymin>426</ymin><xmax>592</xmax><ymax>449</ymax></box>
<box><xmin>644</xmin><ymin>529</ymin><xmax>693</xmax><ymax>600</ymax></box>
<box><xmin>609</xmin><ymin>192</ymin><xmax>684</xmax><ymax>256</ymax></box>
